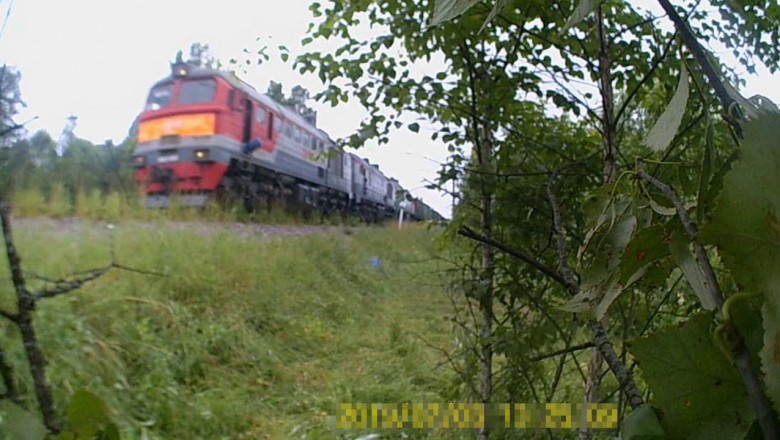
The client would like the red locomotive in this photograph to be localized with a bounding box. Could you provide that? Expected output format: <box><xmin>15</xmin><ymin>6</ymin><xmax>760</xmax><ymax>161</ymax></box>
<box><xmin>131</xmin><ymin>60</ymin><xmax>444</xmax><ymax>222</ymax></box>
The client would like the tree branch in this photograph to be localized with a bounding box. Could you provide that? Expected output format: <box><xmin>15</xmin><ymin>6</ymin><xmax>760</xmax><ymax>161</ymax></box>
<box><xmin>635</xmin><ymin>166</ymin><xmax>723</xmax><ymax>309</ymax></box>
<box><xmin>614</xmin><ymin>33</ymin><xmax>677</xmax><ymax>126</ymax></box>
<box><xmin>0</xmin><ymin>308</ymin><xmax>16</xmax><ymax>322</ymax></box>
<box><xmin>0</xmin><ymin>344</ymin><xmax>20</xmax><ymax>405</ymax></box>
<box><xmin>33</xmin><ymin>265</ymin><xmax>112</xmax><ymax>301</ymax></box>
<box><xmin>656</xmin><ymin>0</ymin><xmax>742</xmax><ymax>137</ymax></box>
<box><xmin>530</xmin><ymin>342</ymin><xmax>595</xmax><ymax>363</ymax></box>
<box><xmin>0</xmin><ymin>201</ymin><xmax>59</xmax><ymax>433</ymax></box>
<box><xmin>547</xmin><ymin>167</ymin><xmax>645</xmax><ymax>410</ymax></box>
<box><xmin>546</xmin><ymin>176</ymin><xmax>579</xmax><ymax>294</ymax></box>
<box><xmin>457</xmin><ymin>226</ymin><xmax>567</xmax><ymax>287</ymax></box>
<box><xmin>636</xmin><ymin>165</ymin><xmax>778</xmax><ymax>439</ymax></box>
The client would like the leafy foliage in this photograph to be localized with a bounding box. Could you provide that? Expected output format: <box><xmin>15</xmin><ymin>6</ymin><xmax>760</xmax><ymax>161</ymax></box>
<box><xmin>699</xmin><ymin>109</ymin><xmax>780</xmax><ymax>414</ymax></box>
<box><xmin>629</xmin><ymin>314</ymin><xmax>755</xmax><ymax>438</ymax></box>
<box><xmin>621</xmin><ymin>404</ymin><xmax>666</xmax><ymax>440</ymax></box>
<box><xmin>0</xmin><ymin>400</ymin><xmax>48</xmax><ymax>440</ymax></box>
<box><xmin>643</xmin><ymin>67</ymin><xmax>690</xmax><ymax>153</ymax></box>
<box><xmin>294</xmin><ymin>0</ymin><xmax>780</xmax><ymax>438</ymax></box>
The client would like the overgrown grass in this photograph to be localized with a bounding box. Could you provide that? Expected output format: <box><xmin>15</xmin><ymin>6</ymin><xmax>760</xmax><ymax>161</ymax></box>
<box><xmin>10</xmin><ymin>185</ymin><xmax>364</xmax><ymax>227</ymax></box>
<box><xmin>0</xmin><ymin>219</ymin><xmax>464</xmax><ymax>439</ymax></box>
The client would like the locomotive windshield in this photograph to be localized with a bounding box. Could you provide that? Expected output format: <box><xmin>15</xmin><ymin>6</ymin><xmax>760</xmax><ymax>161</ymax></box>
<box><xmin>179</xmin><ymin>79</ymin><xmax>216</xmax><ymax>104</ymax></box>
<box><xmin>145</xmin><ymin>83</ymin><xmax>173</xmax><ymax>111</ymax></box>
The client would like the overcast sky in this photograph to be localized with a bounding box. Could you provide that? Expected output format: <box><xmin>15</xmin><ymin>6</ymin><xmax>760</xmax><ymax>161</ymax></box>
<box><xmin>1</xmin><ymin>0</ymin><xmax>778</xmax><ymax>220</ymax></box>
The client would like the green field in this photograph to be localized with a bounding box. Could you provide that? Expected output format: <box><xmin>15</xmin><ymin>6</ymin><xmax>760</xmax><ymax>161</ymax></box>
<box><xmin>0</xmin><ymin>218</ymin><xmax>463</xmax><ymax>439</ymax></box>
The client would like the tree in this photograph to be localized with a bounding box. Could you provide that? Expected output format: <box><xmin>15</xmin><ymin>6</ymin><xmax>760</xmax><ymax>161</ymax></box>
<box><xmin>266</xmin><ymin>82</ymin><xmax>318</xmax><ymax>125</ymax></box>
<box><xmin>266</xmin><ymin>80</ymin><xmax>284</xmax><ymax>102</ymax></box>
<box><xmin>295</xmin><ymin>1</ymin><xmax>780</xmax><ymax>438</ymax></box>
<box><xmin>0</xmin><ymin>65</ymin><xmax>24</xmax><ymax>144</ymax></box>
<box><xmin>187</xmin><ymin>42</ymin><xmax>216</xmax><ymax>68</ymax></box>
<box><xmin>0</xmin><ymin>65</ymin><xmax>26</xmax><ymax>198</ymax></box>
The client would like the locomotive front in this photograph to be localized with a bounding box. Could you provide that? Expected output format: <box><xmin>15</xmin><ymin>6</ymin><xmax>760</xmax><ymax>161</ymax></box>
<box><xmin>131</xmin><ymin>62</ymin><xmax>247</xmax><ymax>208</ymax></box>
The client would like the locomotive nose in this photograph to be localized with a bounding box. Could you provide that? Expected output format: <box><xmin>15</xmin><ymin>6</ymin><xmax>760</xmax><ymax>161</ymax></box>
<box><xmin>150</xmin><ymin>166</ymin><xmax>175</xmax><ymax>185</ymax></box>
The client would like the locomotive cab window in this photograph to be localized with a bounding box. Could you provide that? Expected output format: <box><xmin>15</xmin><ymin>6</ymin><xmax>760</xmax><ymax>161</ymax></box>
<box><xmin>255</xmin><ymin>106</ymin><xmax>267</xmax><ymax>124</ymax></box>
<box><xmin>145</xmin><ymin>83</ymin><xmax>173</xmax><ymax>111</ymax></box>
<box><xmin>179</xmin><ymin>79</ymin><xmax>217</xmax><ymax>104</ymax></box>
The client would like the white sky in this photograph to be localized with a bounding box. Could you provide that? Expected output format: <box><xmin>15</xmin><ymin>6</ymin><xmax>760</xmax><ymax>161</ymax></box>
<box><xmin>1</xmin><ymin>0</ymin><xmax>778</xmax><ymax>220</ymax></box>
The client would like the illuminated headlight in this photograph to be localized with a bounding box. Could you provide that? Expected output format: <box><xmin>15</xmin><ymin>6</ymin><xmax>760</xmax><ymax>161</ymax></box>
<box><xmin>132</xmin><ymin>155</ymin><xmax>146</xmax><ymax>168</ymax></box>
<box><xmin>194</xmin><ymin>149</ymin><xmax>210</xmax><ymax>162</ymax></box>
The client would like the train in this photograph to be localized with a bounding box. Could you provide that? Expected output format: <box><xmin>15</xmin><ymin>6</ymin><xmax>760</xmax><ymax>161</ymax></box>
<box><xmin>130</xmin><ymin>60</ymin><xmax>444</xmax><ymax>223</ymax></box>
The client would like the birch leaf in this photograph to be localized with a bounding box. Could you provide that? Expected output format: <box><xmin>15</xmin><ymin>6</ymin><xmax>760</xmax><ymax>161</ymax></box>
<box><xmin>628</xmin><ymin>314</ymin><xmax>755</xmax><ymax>439</ymax></box>
<box><xmin>669</xmin><ymin>229</ymin><xmax>718</xmax><ymax>311</ymax></box>
<box><xmin>430</xmin><ymin>0</ymin><xmax>479</xmax><ymax>27</ymax></box>
<box><xmin>696</xmin><ymin>115</ymin><xmax>714</xmax><ymax>223</ymax></box>
<box><xmin>643</xmin><ymin>68</ymin><xmax>689</xmax><ymax>152</ymax></box>
<box><xmin>479</xmin><ymin>0</ymin><xmax>507</xmax><ymax>33</ymax></box>
<box><xmin>698</xmin><ymin>109</ymin><xmax>780</xmax><ymax>413</ymax></box>
<box><xmin>649</xmin><ymin>199</ymin><xmax>676</xmax><ymax>216</ymax></box>
<box><xmin>560</xmin><ymin>0</ymin><xmax>602</xmax><ymax>35</ymax></box>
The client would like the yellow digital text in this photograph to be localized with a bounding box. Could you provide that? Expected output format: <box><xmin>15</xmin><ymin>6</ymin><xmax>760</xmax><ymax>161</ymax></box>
<box><xmin>336</xmin><ymin>403</ymin><xmax>618</xmax><ymax>430</ymax></box>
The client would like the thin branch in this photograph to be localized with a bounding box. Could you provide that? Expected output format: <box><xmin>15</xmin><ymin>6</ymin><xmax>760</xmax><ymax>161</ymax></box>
<box><xmin>111</xmin><ymin>263</ymin><xmax>167</xmax><ymax>278</ymax></box>
<box><xmin>530</xmin><ymin>342</ymin><xmax>595</xmax><ymax>362</ymax></box>
<box><xmin>0</xmin><ymin>344</ymin><xmax>20</xmax><ymax>405</ymax></box>
<box><xmin>636</xmin><ymin>166</ymin><xmax>723</xmax><ymax>309</ymax></box>
<box><xmin>656</xmin><ymin>0</ymin><xmax>742</xmax><ymax>137</ymax></box>
<box><xmin>546</xmin><ymin>164</ymin><xmax>582</xmax><ymax>294</ymax></box>
<box><xmin>33</xmin><ymin>265</ymin><xmax>112</xmax><ymax>301</ymax></box>
<box><xmin>458</xmin><ymin>226</ymin><xmax>567</xmax><ymax>287</ymax></box>
<box><xmin>0</xmin><ymin>308</ymin><xmax>16</xmax><ymax>322</ymax></box>
<box><xmin>548</xmin><ymin>165</ymin><xmax>645</xmax><ymax>410</ymax></box>
<box><xmin>614</xmin><ymin>33</ymin><xmax>677</xmax><ymax>126</ymax></box>
<box><xmin>465</xmin><ymin>167</ymin><xmax>589</xmax><ymax>179</ymax></box>
<box><xmin>0</xmin><ymin>117</ymin><xmax>38</xmax><ymax>139</ymax></box>
<box><xmin>639</xmin><ymin>274</ymin><xmax>682</xmax><ymax>337</ymax></box>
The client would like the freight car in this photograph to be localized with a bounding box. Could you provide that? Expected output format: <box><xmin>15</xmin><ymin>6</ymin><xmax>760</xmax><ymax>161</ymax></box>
<box><xmin>130</xmin><ymin>60</ymin><xmax>443</xmax><ymax>222</ymax></box>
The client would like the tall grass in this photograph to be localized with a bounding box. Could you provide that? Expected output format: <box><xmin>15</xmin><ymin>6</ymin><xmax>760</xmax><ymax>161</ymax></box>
<box><xmin>10</xmin><ymin>186</ymin><xmax>365</xmax><ymax>226</ymax></box>
<box><xmin>0</xmin><ymin>220</ymin><xmax>462</xmax><ymax>439</ymax></box>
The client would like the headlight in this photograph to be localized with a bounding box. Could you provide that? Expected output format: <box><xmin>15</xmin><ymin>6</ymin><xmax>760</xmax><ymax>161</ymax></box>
<box><xmin>194</xmin><ymin>149</ymin><xmax>210</xmax><ymax>162</ymax></box>
<box><xmin>132</xmin><ymin>155</ymin><xmax>146</xmax><ymax>168</ymax></box>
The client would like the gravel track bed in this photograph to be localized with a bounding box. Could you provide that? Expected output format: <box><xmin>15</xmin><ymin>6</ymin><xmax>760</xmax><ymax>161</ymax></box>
<box><xmin>10</xmin><ymin>216</ymin><xmax>360</xmax><ymax>240</ymax></box>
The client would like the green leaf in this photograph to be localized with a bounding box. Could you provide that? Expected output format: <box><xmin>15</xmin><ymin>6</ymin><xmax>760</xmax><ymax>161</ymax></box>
<box><xmin>430</xmin><ymin>0</ymin><xmax>479</xmax><ymax>27</ymax></box>
<box><xmin>628</xmin><ymin>314</ymin><xmax>755</xmax><ymax>439</ymax></box>
<box><xmin>560</xmin><ymin>0</ymin><xmax>603</xmax><ymax>35</ymax></box>
<box><xmin>66</xmin><ymin>389</ymin><xmax>115</xmax><ymax>438</ymax></box>
<box><xmin>649</xmin><ymin>199</ymin><xmax>676</xmax><ymax>217</ymax></box>
<box><xmin>669</xmin><ymin>229</ymin><xmax>718</xmax><ymax>311</ymax></box>
<box><xmin>619</xmin><ymin>222</ymin><xmax>673</xmax><ymax>284</ymax></box>
<box><xmin>563</xmin><ymin>211</ymin><xmax>637</xmax><ymax>318</ymax></box>
<box><xmin>0</xmin><ymin>401</ymin><xmax>47</xmax><ymax>440</ymax></box>
<box><xmin>643</xmin><ymin>68</ymin><xmax>689</xmax><ymax>152</ymax></box>
<box><xmin>696</xmin><ymin>114</ymin><xmax>714</xmax><ymax>223</ymax></box>
<box><xmin>408</xmin><ymin>122</ymin><xmax>420</xmax><ymax>133</ymax></box>
<box><xmin>622</xmin><ymin>404</ymin><xmax>667</xmax><ymax>440</ymax></box>
<box><xmin>479</xmin><ymin>0</ymin><xmax>507</xmax><ymax>33</ymax></box>
<box><xmin>698</xmin><ymin>110</ymin><xmax>780</xmax><ymax>413</ymax></box>
<box><xmin>577</xmin><ymin>192</ymin><xmax>630</xmax><ymax>262</ymax></box>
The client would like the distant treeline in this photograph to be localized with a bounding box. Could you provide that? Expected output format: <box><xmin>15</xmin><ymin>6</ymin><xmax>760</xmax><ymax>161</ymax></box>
<box><xmin>2</xmin><ymin>129</ymin><xmax>139</xmax><ymax>206</ymax></box>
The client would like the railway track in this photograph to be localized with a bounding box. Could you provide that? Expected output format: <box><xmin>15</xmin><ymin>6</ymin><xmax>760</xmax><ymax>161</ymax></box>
<box><xmin>10</xmin><ymin>216</ymin><xmax>361</xmax><ymax>240</ymax></box>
